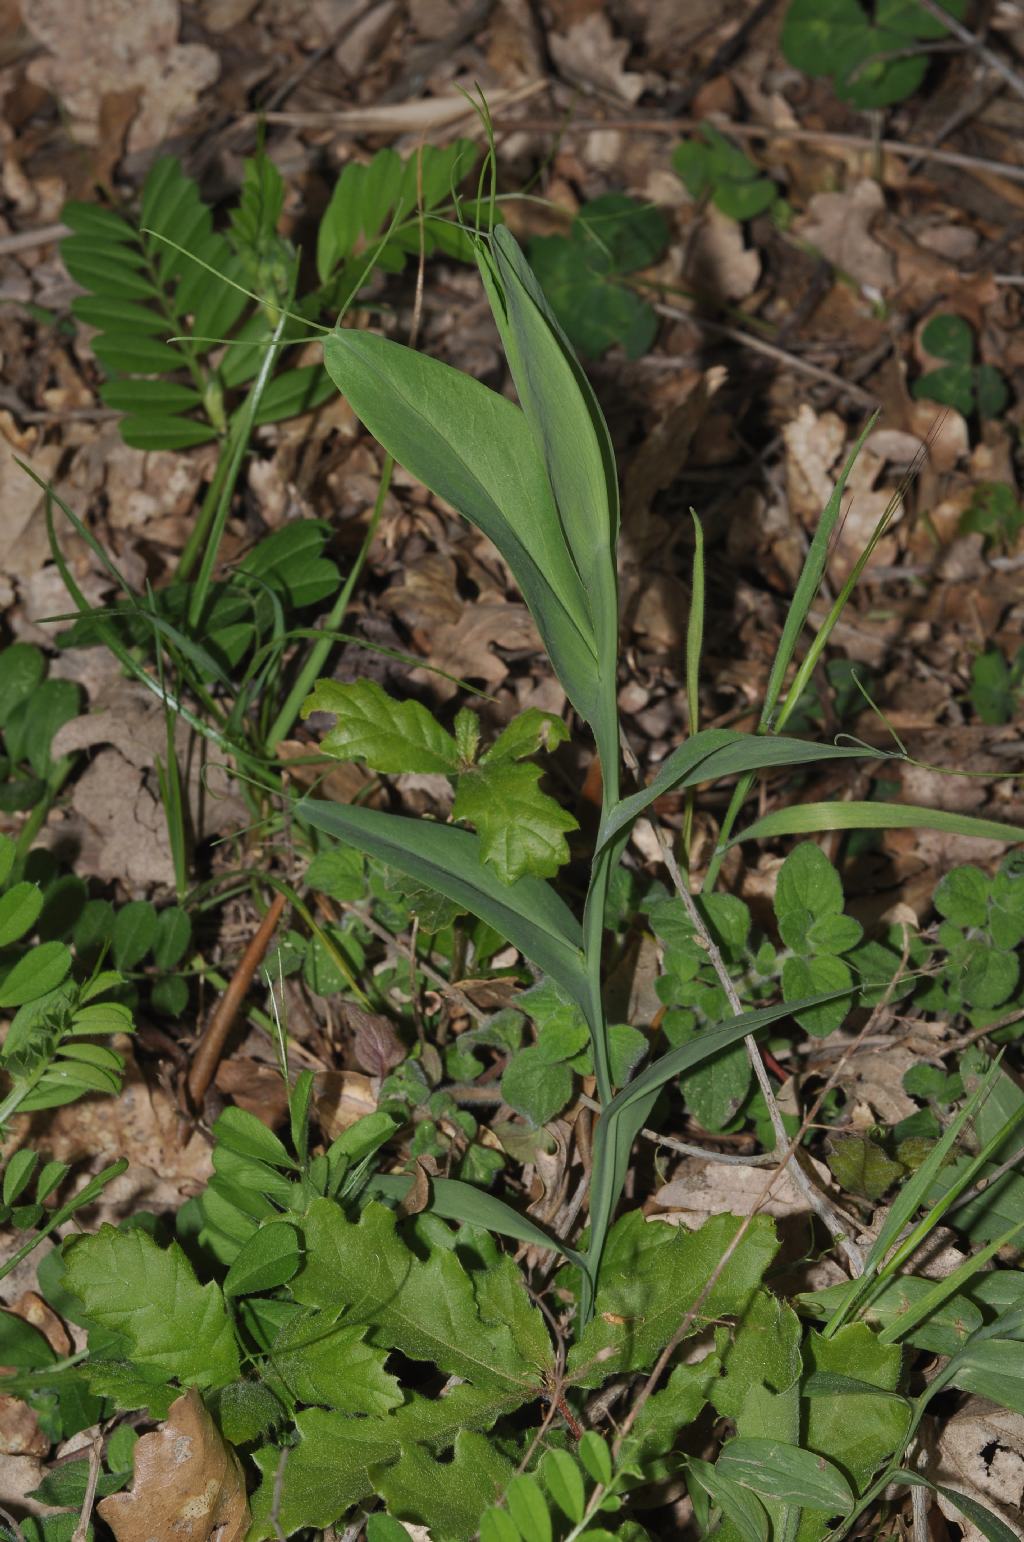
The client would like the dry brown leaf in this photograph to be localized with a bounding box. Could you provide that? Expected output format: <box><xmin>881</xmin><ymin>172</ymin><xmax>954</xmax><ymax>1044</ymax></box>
<box><xmin>99</xmin><ymin>1388</ymin><xmax>249</xmax><ymax>1542</ymax></box>
<box><xmin>314</xmin><ymin>1070</ymin><xmax>378</xmax><ymax>1139</ymax></box>
<box><xmin>409</xmin><ymin>601</ymin><xmax>539</xmax><ymax>700</ymax></box>
<box><xmin>548</xmin><ymin>12</ymin><xmax>646</xmax><ymax>102</ymax></box>
<box><xmin>214</xmin><ymin>1058</ymin><xmax>292</xmax><ymax>1128</ymax></box>
<box><xmin>0</xmin><ymin>412</ymin><xmax>61</xmax><ymax>598</ymax></box>
<box><xmin>685</xmin><ymin>206</ymin><xmax>760</xmax><ymax>303</ymax></box>
<box><xmin>9</xmin><ymin>1292</ymin><xmax>71</xmax><ymax>1357</ymax></box>
<box><xmin>796</xmin><ymin>179</ymin><xmax>896</xmax><ymax>295</ymax></box>
<box><xmin>23</xmin><ymin>0</ymin><xmax>219</xmax><ymax>151</ymax></box>
<box><xmin>926</xmin><ymin>1399</ymin><xmax>1024</xmax><ymax>1542</ymax></box>
<box><xmin>0</xmin><ymin>1395</ymin><xmax>46</xmax><ymax>1457</ymax></box>
<box><xmin>653</xmin><ymin>1154</ymin><xmax>836</xmax><ymax>1227</ymax></box>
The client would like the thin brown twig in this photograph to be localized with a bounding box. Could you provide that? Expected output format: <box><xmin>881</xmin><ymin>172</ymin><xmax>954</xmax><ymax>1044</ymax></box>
<box><xmin>644</xmin><ymin>817</ymin><xmax>865</xmax><ymax>1275</ymax></box>
<box><xmin>188</xmin><ymin>890</ymin><xmax>288</xmax><ymax>1106</ymax></box>
<box><xmin>577</xmin><ymin>1092</ymin><xmax>779</xmax><ymax>1166</ymax></box>
<box><xmin>71</xmin><ymin>1435</ymin><xmax>104</xmax><ymax>1542</ymax></box>
<box><xmin>911</xmin><ymin>0</ymin><xmax>1024</xmax><ymax>104</ymax></box>
<box><xmin>500</xmin><ymin>114</ymin><xmax>1024</xmax><ymax>189</ymax></box>
<box><xmin>654</xmin><ymin>303</ymin><xmax>880</xmax><ymax>407</ymax></box>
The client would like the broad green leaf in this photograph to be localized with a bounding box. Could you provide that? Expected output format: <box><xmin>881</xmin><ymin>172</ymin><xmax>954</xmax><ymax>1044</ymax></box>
<box><xmin>506</xmin><ymin>1474</ymin><xmax>552</xmax><ymax>1542</ymax></box>
<box><xmin>118</xmin><ymin>415</ymin><xmax>218</xmax><ymax>450</ymax></box>
<box><xmin>248</xmin><ymin>1383</ymin><xmax>515</xmax><ymax>1538</ymax></box>
<box><xmin>0</xmin><ymin>643</ymin><xmax>45</xmax><ymax>726</ymax></box>
<box><xmin>718</xmin><ymin>1437</ymin><xmax>853</xmax><ymax>1514</ymax></box>
<box><xmin>297</xmin><ymin>797</ymin><xmax>588</xmax><ymax>1005</ymax></box>
<box><xmin>3</xmin><ymin>1149</ymin><xmax>38</xmax><ymax>1206</ymax></box>
<box><xmin>827</xmin><ymin>1134</ymin><xmax>903</xmax><ymax>1200</ymax></box>
<box><xmin>712</xmin><ymin>1290</ymin><xmax>802</xmax><ymax>1420</ymax></box>
<box><xmin>796</xmin><ymin>1325</ymin><xmax>909</xmax><ymax>1536</ymax></box>
<box><xmin>568</xmin><ymin>1210</ymin><xmax>777</xmax><ymax>1384</ymax></box>
<box><xmin>63</xmin><ymin>1224</ymin><xmax>239</xmax><ymax>1389</ymax></box>
<box><xmin>678</xmin><ymin>1030</ymin><xmax>752</xmax><ymax>1132</ymax></box>
<box><xmin>782</xmin><ymin>954</ymin><xmax>853</xmax><ymax>1035</ymax></box>
<box><xmin>481</xmin><ymin>1505</ymin><xmax>526</xmax><ymax>1542</ymax></box>
<box><xmin>373</xmin><ymin>1431</ymin><xmax>514</xmax><ymax>1541</ymax></box>
<box><xmin>948</xmin><ymin>1338</ymin><xmax>1024</xmax><ymax>1414</ymax></box>
<box><xmin>484</xmin><ymin>707</ymin><xmax>570</xmax><ymax>764</ymax></box>
<box><xmin>687</xmin><ymin>1456</ymin><xmax>770</xmax><ymax>1542</ymax></box>
<box><xmin>629</xmin><ymin>1360</ymin><xmax>718</xmax><ymax>1471</ymax></box>
<box><xmin>151</xmin><ymin>905</ymin><xmax>191</xmax><ymax>969</ymax></box>
<box><xmin>597</xmin><ymin>732</ymin><xmax>882</xmax><ymax>852</ymax></box>
<box><xmin>501</xmin><ymin>1045</ymin><xmax>573</xmax><ymax>1126</ymax></box>
<box><xmin>303</xmin><ymin>678</ymin><xmax>458</xmax><ymax>774</ymax></box>
<box><xmin>269</xmin><ymin>1309</ymin><xmax>401</xmax><ymax>1415</ymax></box>
<box><xmin>453</xmin><ymin>760</ymin><xmax>578</xmax><ymax>883</ymax></box>
<box><xmin>730</xmin><ymin>801</ymin><xmax>1024</xmax><ymax>847</ymax></box>
<box><xmin>223</xmin><ymin>1222</ymin><xmax>301</xmax><ymax>1297</ymax></box>
<box><xmin>292</xmin><ymin>1199</ymin><xmax>551</xmax><ymax>1396</ymax></box>
<box><xmin>321</xmin><ymin>330</ymin><xmax>600</xmax><ymax>727</ymax></box>
<box><xmin>478</xmin><ymin>225</ymin><xmax>619</xmax><ymax>768</ymax></box>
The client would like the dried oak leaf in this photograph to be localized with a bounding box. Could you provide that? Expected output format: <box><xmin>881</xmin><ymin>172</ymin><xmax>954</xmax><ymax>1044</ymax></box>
<box><xmin>22</xmin><ymin>0</ymin><xmax>219</xmax><ymax>152</ymax></box>
<box><xmin>98</xmin><ymin>1388</ymin><xmax>249</xmax><ymax>1542</ymax></box>
<box><xmin>548</xmin><ymin>12</ymin><xmax>646</xmax><ymax>103</ymax></box>
<box><xmin>409</xmin><ymin>601</ymin><xmax>539</xmax><ymax>700</ymax></box>
<box><xmin>927</xmin><ymin>1398</ymin><xmax>1024</xmax><ymax>1542</ymax></box>
<box><xmin>796</xmin><ymin>179</ymin><xmax>896</xmax><ymax>295</ymax></box>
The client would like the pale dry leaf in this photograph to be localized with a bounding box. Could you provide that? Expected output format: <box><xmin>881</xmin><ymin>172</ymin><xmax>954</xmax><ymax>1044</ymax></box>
<box><xmin>685</xmin><ymin>205</ymin><xmax>760</xmax><ymax>303</ymax></box>
<box><xmin>0</xmin><ymin>1396</ymin><xmax>46</xmax><ymax>1457</ymax></box>
<box><xmin>927</xmin><ymin>1399</ymin><xmax>1024</xmax><ymax>1542</ymax></box>
<box><xmin>98</xmin><ymin>1388</ymin><xmax>249</xmax><ymax>1542</ymax></box>
<box><xmin>839</xmin><ymin>1042</ymin><xmax>919</xmax><ymax>1126</ymax></box>
<box><xmin>23</xmin><ymin>0</ymin><xmax>219</xmax><ymax>151</ymax></box>
<box><xmin>314</xmin><ymin>1070</ymin><xmax>378</xmax><ymax>1140</ymax></box>
<box><xmin>9</xmin><ymin>1292</ymin><xmax>71</xmax><ymax>1357</ymax></box>
<box><xmin>548</xmin><ymin>11</ymin><xmax>646</xmax><ymax>102</ymax></box>
<box><xmin>409</xmin><ymin>601</ymin><xmax>539</xmax><ymax>700</ymax></box>
<box><xmin>783</xmin><ymin>405</ymin><xmax>846</xmax><ymax>521</ymax></box>
<box><xmin>796</xmin><ymin>179</ymin><xmax>896</xmax><ymax>295</ymax></box>
<box><xmin>0</xmin><ymin>412</ymin><xmax>61</xmax><ymax>591</ymax></box>
<box><xmin>653</xmin><ymin>1154</ymin><xmax>836</xmax><ymax>1227</ymax></box>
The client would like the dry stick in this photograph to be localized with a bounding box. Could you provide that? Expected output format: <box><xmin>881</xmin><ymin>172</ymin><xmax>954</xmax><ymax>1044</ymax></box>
<box><xmin>188</xmin><ymin>890</ymin><xmax>288</xmax><ymax>1106</ymax></box>
<box><xmin>912</xmin><ymin>0</ymin><xmax>1024</xmax><ymax>104</ymax></box>
<box><xmin>654</xmin><ymin>303</ymin><xmax>880</xmax><ymax>408</ymax></box>
<box><xmin>644</xmin><ymin>816</ymin><xmax>865</xmax><ymax>1275</ymax></box>
<box><xmin>506</xmin><ymin>114</ymin><xmax>1024</xmax><ymax>189</ymax></box>
<box><xmin>71</xmin><ymin>1435</ymin><xmax>104</xmax><ymax>1542</ymax></box>
<box><xmin>577</xmin><ymin>1091</ymin><xmax>779</xmax><ymax>1166</ymax></box>
<box><xmin>0</xmin><ymin>221</ymin><xmax>69</xmax><ymax>256</ymax></box>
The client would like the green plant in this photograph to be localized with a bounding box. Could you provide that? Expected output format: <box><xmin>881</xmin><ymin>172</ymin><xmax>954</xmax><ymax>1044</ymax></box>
<box><xmin>781</xmin><ymin>0</ymin><xmax>968</xmax><ymax>109</ymax></box>
<box><xmin>528</xmin><ymin>194</ymin><xmax>669</xmax><ymax>358</ymax></box>
<box><xmin>913</xmin><ymin>313</ymin><xmax>1010</xmax><ymax>419</ymax></box>
<box><xmin>673</xmin><ymin>124</ymin><xmax>781</xmax><ymax>220</ymax></box>
<box><xmin>969</xmin><ymin>646</ymin><xmax>1024</xmax><ymax>724</ymax></box>
<box><xmin>14</xmin><ymin>146</ymin><xmax>1024</xmax><ymax>1542</ymax></box>
<box><xmin>960</xmin><ymin>481</ymin><xmax>1024</xmax><ymax>549</ymax></box>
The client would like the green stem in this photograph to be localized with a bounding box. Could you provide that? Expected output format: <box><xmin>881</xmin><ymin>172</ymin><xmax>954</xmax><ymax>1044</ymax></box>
<box><xmin>187</xmin><ymin>307</ymin><xmax>289</xmax><ymax>632</ymax></box>
<box><xmin>177</xmin><ymin>450</ymin><xmax>233</xmax><ymax>582</ymax></box>
<box><xmin>264</xmin><ymin>454</ymin><xmax>394</xmax><ymax>753</ymax></box>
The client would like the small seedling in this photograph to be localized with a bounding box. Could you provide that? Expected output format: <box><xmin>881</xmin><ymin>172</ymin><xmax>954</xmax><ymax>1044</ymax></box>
<box><xmin>960</xmin><ymin>481</ymin><xmax>1024</xmax><ymax>549</ymax></box>
<box><xmin>781</xmin><ymin>0</ymin><xmax>969</xmax><ymax>109</ymax></box>
<box><xmin>913</xmin><ymin>314</ymin><xmax>1009</xmax><ymax>419</ymax></box>
<box><xmin>969</xmin><ymin>646</ymin><xmax>1024</xmax><ymax>726</ymax></box>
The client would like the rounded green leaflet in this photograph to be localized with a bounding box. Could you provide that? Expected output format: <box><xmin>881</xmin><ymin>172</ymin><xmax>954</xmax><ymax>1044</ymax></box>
<box><xmin>112</xmin><ymin>900</ymin><xmax>158</xmax><ymax>971</ymax></box>
<box><xmin>541</xmin><ymin>1448</ymin><xmax>586</xmax><ymax>1523</ymax></box>
<box><xmin>0</xmin><ymin>941</ymin><xmax>71</xmax><ymax>1008</ymax></box>
<box><xmin>505</xmin><ymin>1474</ymin><xmax>551</xmax><ymax>1542</ymax></box>
<box><xmin>479</xmin><ymin>1508</ymin><xmax>521</xmax><ymax>1542</ymax></box>
<box><xmin>223</xmin><ymin>1223</ymin><xmax>302</xmax><ymax>1298</ymax></box>
<box><xmin>578</xmin><ymin>1430</ymin><xmax>613</xmax><ymax>1487</ymax></box>
<box><xmin>0</xmin><ymin>882</ymin><xmax>44</xmax><ymax>949</ymax></box>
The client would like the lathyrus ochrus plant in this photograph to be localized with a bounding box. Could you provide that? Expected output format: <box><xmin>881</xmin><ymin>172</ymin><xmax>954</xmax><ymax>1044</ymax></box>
<box><xmin>300</xmin><ymin>220</ymin><xmax>1023</xmax><ymax>1325</ymax></box>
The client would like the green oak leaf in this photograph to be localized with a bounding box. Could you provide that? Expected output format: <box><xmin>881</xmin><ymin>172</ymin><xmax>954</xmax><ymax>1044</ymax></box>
<box><xmin>372</xmin><ymin>1431</ymin><xmax>513</xmax><ymax>1540</ymax></box>
<box><xmin>452</xmin><ymin>759</ymin><xmax>578</xmax><ymax>883</ymax></box>
<box><xmin>62</xmin><ymin>1225</ymin><xmax>239</xmax><ymax>1390</ymax></box>
<box><xmin>302</xmin><ymin>678</ymin><xmax>458</xmax><ymax>774</ymax></box>
<box><xmin>268</xmin><ymin>1309</ymin><xmax>402</xmax><ymax>1415</ymax></box>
